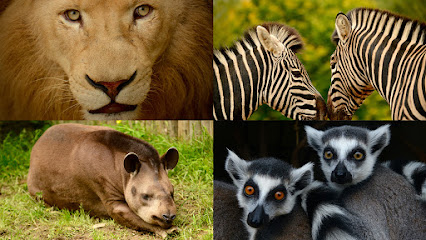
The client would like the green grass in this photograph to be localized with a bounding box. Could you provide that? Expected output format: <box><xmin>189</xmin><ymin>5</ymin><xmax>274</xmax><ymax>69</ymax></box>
<box><xmin>0</xmin><ymin>121</ymin><xmax>213</xmax><ymax>240</ymax></box>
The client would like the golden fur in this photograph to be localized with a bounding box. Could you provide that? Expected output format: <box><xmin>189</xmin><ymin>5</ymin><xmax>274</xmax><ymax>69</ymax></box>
<box><xmin>0</xmin><ymin>0</ymin><xmax>212</xmax><ymax>120</ymax></box>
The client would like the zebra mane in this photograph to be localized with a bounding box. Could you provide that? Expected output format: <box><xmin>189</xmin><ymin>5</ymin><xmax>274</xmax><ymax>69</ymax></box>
<box><xmin>332</xmin><ymin>8</ymin><xmax>426</xmax><ymax>45</ymax></box>
<box><xmin>216</xmin><ymin>22</ymin><xmax>304</xmax><ymax>56</ymax></box>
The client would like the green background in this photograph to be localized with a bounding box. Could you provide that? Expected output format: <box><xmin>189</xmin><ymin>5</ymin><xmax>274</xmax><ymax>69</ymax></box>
<box><xmin>214</xmin><ymin>0</ymin><xmax>425</xmax><ymax>120</ymax></box>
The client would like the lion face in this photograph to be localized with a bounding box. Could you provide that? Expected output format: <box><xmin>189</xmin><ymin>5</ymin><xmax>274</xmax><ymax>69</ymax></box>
<box><xmin>31</xmin><ymin>0</ymin><xmax>183</xmax><ymax>119</ymax></box>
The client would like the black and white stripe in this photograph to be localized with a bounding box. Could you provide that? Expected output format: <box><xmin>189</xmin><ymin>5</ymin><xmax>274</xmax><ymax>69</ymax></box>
<box><xmin>383</xmin><ymin>159</ymin><xmax>426</xmax><ymax>201</ymax></box>
<box><xmin>301</xmin><ymin>181</ymin><xmax>361</xmax><ymax>240</ymax></box>
<box><xmin>327</xmin><ymin>8</ymin><xmax>426</xmax><ymax>120</ymax></box>
<box><xmin>213</xmin><ymin>23</ymin><xmax>325</xmax><ymax>120</ymax></box>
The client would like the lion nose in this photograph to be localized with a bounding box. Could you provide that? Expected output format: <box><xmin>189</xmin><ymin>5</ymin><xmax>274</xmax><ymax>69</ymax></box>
<box><xmin>85</xmin><ymin>71</ymin><xmax>137</xmax><ymax>100</ymax></box>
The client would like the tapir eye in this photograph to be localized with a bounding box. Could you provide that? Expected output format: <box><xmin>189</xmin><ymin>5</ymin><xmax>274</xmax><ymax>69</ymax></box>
<box><xmin>353</xmin><ymin>151</ymin><xmax>364</xmax><ymax>160</ymax></box>
<box><xmin>274</xmin><ymin>191</ymin><xmax>285</xmax><ymax>201</ymax></box>
<box><xmin>142</xmin><ymin>194</ymin><xmax>151</xmax><ymax>201</ymax></box>
<box><xmin>324</xmin><ymin>151</ymin><xmax>333</xmax><ymax>160</ymax></box>
<box><xmin>244</xmin><ymin>185</ymin><xmax>255</xmax><ymax>196</ymax></box>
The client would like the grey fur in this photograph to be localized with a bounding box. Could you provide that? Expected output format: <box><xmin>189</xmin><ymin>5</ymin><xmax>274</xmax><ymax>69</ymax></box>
<box><xmin>224</xmin><ymin>150</ymin><xmax>313</xmax><ymax>240</ymax></box>
<box><xmin>305</xmin><ymin>125</ymin><xmax>390</xmax><ymax>190</ymax></box>
<box><xmin>214</xmin><ymin>167</ymin><xmax>426</xmax><ymax>240</ymax></box>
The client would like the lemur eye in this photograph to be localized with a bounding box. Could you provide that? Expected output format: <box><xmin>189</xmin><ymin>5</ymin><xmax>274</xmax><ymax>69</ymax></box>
<box><xmin>64</xmin><ymin>9</ymin><xmax>81</xmax><ymax>22</ymax></box>
<box><xmin>324</xmin><ymin>151</ymin><xmax>333</xmax><ymax>160</ymax></box>
<box><xmin>274</xmin><ymin>191</ymin><xmax>285</xmax><ymax>201</ymax></box>
<box><xmin>244</xmin><ymin>186</ymin><xmax>255</xmax><ymax>196</ymax></box>
<box><xmin>353</xmin><ymin>152</ymin><xmax>364</xmax><ymax>160</ymax></box>
<box><xmin>134</xmin><ymin>5</ymin><xmax>152</xmax><ymax>19</ymax></box>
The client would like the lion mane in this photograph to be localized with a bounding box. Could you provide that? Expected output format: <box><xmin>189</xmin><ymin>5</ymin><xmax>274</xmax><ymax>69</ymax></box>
<box><xmin>0</xmin><ymin>0</ymin><xmax>212</xmax><ymax>120</ymax></box>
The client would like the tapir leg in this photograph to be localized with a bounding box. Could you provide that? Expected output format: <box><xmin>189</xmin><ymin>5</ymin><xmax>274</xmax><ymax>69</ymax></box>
<box><xmin>105</xmin><ymin>201</ymin><xmax>176</xmax><ymax>238</ymax></box>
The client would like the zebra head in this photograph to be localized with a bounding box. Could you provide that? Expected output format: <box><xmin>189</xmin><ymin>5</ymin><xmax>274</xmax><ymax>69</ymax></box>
<box><xmin>256</xmin><ymin>24</ymin><xmax>326</xmax><ymax>120</ymax></box>
<box><xmin>213</xmin><ymin>23</ymin><xmax>326</xmax><ymax>120</ymax></box>
<box><xmin>327</xmin><ymin>12</ymin><xmax>374</xmax><ymax>120</ymax></box>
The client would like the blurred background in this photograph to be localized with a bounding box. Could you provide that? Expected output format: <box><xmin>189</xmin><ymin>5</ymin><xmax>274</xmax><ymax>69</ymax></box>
<box><xmin>214</xmin><ymin>0</ymin><xmax>426</xmax><ymax>120</ymax></box>
<box><xmin>214</xmin><ymin>121</ymin><xmax>426</xmax><ymax>183</ymax></box>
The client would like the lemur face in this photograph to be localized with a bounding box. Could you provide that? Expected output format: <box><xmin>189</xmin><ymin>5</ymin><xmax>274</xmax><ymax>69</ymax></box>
<box><xmin>225</xmin><ymin>150</ymin><xmax>313</xmax><ymax>231</ymax></box>
<box><xmin>305</xmin><ymin>125</ymin><xmax>390</xmax><ymax>190</ymax></box>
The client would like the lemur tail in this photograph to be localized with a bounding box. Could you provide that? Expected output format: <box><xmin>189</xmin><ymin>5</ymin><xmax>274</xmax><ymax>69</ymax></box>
<box><xmin>301</xmin><ymin>181</ymin><xmax>361</xmax><ymax>240</ymax></box>
<box><xmin>382</xmin><ymin>160</ymin><xmax>426</xmax><ymax>201</ymax></box>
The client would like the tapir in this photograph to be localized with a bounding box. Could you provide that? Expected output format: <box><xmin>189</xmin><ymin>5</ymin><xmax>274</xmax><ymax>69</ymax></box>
<box><xmin>27</xmin><ymin>123</ymin><xmax>179</xmax><ymax>238</ymax></box>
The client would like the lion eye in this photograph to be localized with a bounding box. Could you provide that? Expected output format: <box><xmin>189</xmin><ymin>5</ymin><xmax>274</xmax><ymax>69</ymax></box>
<box><xmin>353</xmin><ymin>152</ymin><xmax>364</xmax><ymax>160</ymax></box>
<box><xmin>244</xmin><ymin>186</ymin><xmax>255</xmax><ymax>196</ymax></box>
<box><xmin>134</xmin><ymin>5</ymin><xmax>152</xmax><ymax>19</ymax></box>
<box><xmin>324</xmin><ymin>151</ymin><xmax>333</xmax><ymax>160</ymax></box>
<box><xmin>64</xmin><ymin>9</ymin><xmax>81</xmax><ymax>22</ymax></box>
<box><xmin>274</xmin><ymin>191</ymin><xmax>285</xmax><ymax>201</ymax></box>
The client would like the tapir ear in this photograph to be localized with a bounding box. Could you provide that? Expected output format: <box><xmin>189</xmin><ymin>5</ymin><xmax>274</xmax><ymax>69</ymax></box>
<box><xmin>256</xmin><ymin>25</ymin><xmax>284</xmax><ymax>56</ymax></box>
<box><xmin>368</xmin><ymin>124</ymin><xmax>391</xmax><ymax>155</ymax></box>
<box><xmin>124</xmin><ymin>152</ymin><xmax>141</xmax><ymax>174</ymax></box>
<box><xmin>225</xmin><ymin>149</ymin><xmax>249</xmax><ymax>185</ymax></box>
<box><xmin>335</xmin><ymin>13</ymin><xmax>351</xmax><ymax>42</ymax></box>
<box><xmin>161</xmin><ymin>147</ymin><xmax>179</xmax><ymax>170</ymax></box>
<box><xmin>305</xmin><ymin>126</ymin><xmax>324</xmax><ymax>152</ymax></box>
<box><xmin>289</xmin><ymin>162</ymin><xmax>314</xmax><ymax>195</ymax></box>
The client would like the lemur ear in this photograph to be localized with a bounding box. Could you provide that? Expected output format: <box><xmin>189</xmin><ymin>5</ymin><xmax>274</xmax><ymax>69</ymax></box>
<box><xmin>305</xmin><ymin>126</ymin><xmax>324</xmax><ymax>151</ymax></box>
<box><xmin>257</xmin><ymin>25</ymin><xmax>285</xmax><ymax>56</ymax></box>
<box><xmin>289</xmin><ymin>162</ymin><xmax>314</xmax><ymax>195</ymax></box>
<box><xmin>225</xmin><ymin>149</ymin><xmax>249</xmax><ymax>185</ymax></box>
<box><xmin>368</xmin><ymin>125</ymin><xmax>391</xmax><ymax>155</ymax></box>
<box><xmin>335</xmin><ymin>13</ymin><xmax>351</xmax><ymax>42</ymax></box>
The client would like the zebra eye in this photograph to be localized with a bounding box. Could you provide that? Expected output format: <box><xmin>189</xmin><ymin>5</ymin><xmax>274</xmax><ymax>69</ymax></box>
<box><xmin>64</xmin><ymin>9</ymin><xmax>81</xmax><ymax>22</ymax></box>
<box><xmin>292</xmin><ymin>70</ymin><xmax>302</xmax><ymax>78</ymax></box>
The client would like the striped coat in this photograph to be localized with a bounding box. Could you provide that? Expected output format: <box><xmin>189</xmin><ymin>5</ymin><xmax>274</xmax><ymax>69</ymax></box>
<box><xmin>214</xmin><ymin>23</ymin><xmax>325</xmax><ymax>120</ymax></box>
<box><xmin>327</xmin><ymin>8</ymin><xmax>426</xmax><ymax>120</ymax></box>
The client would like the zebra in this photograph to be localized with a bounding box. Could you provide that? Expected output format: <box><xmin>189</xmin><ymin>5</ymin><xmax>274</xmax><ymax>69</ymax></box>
<box><xmin>213</xmin><ymin>23</ymin><xmax>326</xmax><ymax>120</ymax></box>
<box><xmin>327</xmin><ymin>8</ymin><xmax>426</xmax><ymax>120</ymax></box>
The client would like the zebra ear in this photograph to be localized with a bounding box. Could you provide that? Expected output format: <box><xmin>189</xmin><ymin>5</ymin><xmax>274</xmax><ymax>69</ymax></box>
<box><xmin>256</xmin><ymin>26</ymin><xmax>284</xmax><ymax>56</ymax></box>
<box><xmin>335</xmin><ymin>13</ymin><xmax>351</xmax><ymax>42</ymax></box>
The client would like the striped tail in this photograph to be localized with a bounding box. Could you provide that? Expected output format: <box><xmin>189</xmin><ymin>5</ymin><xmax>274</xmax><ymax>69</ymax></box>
<box><xmin>301</xmin><ymin>181</ymin><xmax>361</xmax><ymax>240</ymax></box>
<box><xmin>383</xmin><ymin>159</ymin><xmax>426</xmax><ymax>201</ymax></box>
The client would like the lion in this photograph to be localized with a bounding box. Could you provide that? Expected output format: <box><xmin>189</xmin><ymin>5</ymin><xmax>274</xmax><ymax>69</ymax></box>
<box><xmin>0</xmin><ymin>0</ymin><xmax>213</xmax><ymax>120</ymax></box>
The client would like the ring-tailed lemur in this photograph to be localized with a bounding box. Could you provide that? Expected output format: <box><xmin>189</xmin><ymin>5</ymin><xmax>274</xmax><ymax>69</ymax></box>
<box><xmin>214</xmin><ymin>167</ymin><xmax>426</xmax><ymax>240</ymax></box>
<box><xmin>382</xmin><ymin>159</ymin><xmax>426</xmax><ymax>201</ymax></box>
<box><xmin>305</xmin><ymin>125</ymin><xmax>391</xmax><ymax>191</ymax></box>
<box><xmin>305</xmin><ymin>124</ymin><xmax>426</xmax><ymax>200</ymax></box>
<box><xmin>225</xmin><ymin>149</ymin><xmax>314</xmax><ymax>240</ymax></box>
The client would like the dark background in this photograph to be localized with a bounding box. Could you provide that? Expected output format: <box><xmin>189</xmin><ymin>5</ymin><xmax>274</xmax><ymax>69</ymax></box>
<box><xmin>214</xmin><ymin>121</ymin><xmax>426</xmax><ymax>183</ymax></box>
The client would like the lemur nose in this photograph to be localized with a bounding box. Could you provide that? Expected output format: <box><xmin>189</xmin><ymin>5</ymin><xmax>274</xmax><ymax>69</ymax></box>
<box><xmin>85</xmin><ymin>71</ymin><xmax>137</xmax><ymax>100</ymax></box>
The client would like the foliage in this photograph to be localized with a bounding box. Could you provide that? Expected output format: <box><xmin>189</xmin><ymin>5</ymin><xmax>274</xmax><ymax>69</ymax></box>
<box><xmin>0</xmin><ymin>122</ymin><xmax>213</xmax><ymax>239</ymax></box>
<box><xmin>214</xmin><ymin>0</ymin><xmax>420</xmax><ymax>120</ymax></box>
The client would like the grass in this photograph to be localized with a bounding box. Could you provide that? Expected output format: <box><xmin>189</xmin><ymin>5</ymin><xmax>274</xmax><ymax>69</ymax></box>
<box><xmin>0</xmin><ymin>121</ymin><xmax>213</xmax><ymax>240</ymax></box>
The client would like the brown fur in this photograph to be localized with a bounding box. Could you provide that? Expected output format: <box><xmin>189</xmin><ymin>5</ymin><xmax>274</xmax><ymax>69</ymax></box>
<box><xmin>27</xmin><ymin>123</ymin><xmax>179</xmax><ymax>237</ymax></box>
<box><xmin>0</xmin><ymin>0</ymin><xmax>212</xmax><ymax>120</ymax></box>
